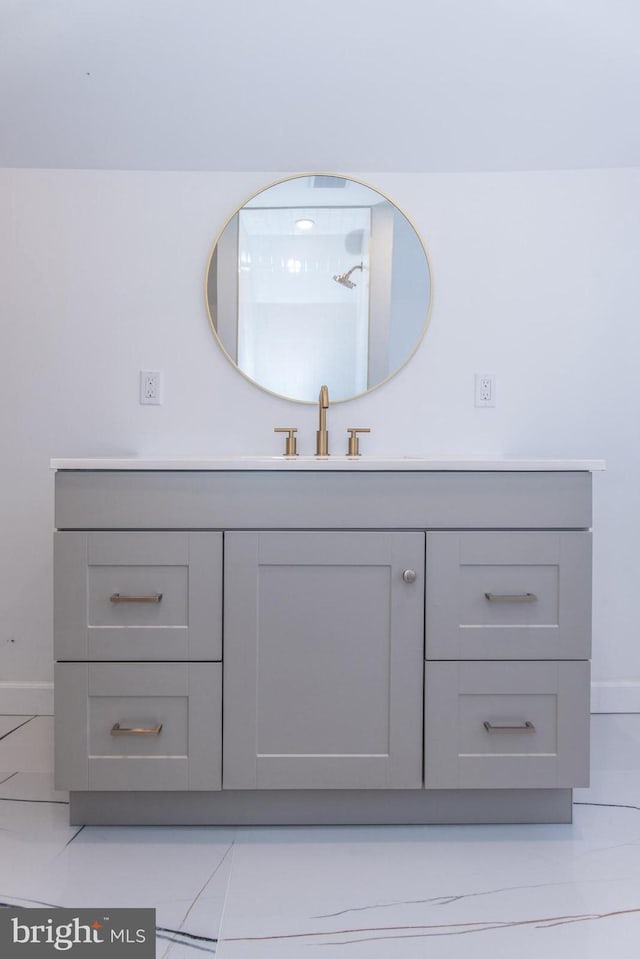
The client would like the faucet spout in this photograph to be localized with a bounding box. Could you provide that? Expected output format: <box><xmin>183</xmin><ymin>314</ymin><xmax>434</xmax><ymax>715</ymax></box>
<box><xmin>316</xmin><ymin>385</ymin><xmax>330</xmax><ymax>456</ymax></box>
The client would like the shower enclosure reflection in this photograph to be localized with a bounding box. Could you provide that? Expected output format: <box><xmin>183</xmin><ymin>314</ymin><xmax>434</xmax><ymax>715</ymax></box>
<box><xmin>206</xmin><ymin>175</ymin><xmax>432</xmax><ymax>403</ymax></box>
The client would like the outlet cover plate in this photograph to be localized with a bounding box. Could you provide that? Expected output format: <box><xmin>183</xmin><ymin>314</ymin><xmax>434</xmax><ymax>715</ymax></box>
<box><xmin>474</xmin><ymin>373</ymin><xmax>496</xmax><ymax>407</ymax></box>
<box><xmin>140</xmin><ymin>370</ymin><xmax>163</xmax><ymax>405</ymax></box>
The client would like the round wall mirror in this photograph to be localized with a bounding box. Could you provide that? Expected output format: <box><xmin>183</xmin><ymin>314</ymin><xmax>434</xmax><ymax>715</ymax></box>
<box><xmin>205</xmin><ymin>174</ymin><xmax>432</xmax><ymax>403</ymax></box>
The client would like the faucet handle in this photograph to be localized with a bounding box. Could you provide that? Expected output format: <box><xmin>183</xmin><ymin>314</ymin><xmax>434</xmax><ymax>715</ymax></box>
<box><xmin>346</xmin><ymin>428</ymin><xmax>371</xmax><ymax>457</ymax></box>
<box><xmin>274</xmin><ymin>427</ymin><xmax>298</xmax><ymax>456</ymax></box>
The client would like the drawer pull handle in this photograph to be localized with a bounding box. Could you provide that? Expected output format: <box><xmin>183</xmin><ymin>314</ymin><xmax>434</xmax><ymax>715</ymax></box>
<box><xmin>109</xmin><ymin>592</ymin><xmax>163</xmax><ymax>604</ymax></box>
<box><xmin>110</xmin><ymin>722</ymin><xmax>163</xmax><ymax>736</ymax></box>
<box><xmin>484</xmin><ymin>592</ymin><xmax>537</xmax><ymax>603</ymax></box>
<box><xmin>483</xmin><ymin>720</ymin><xmax>536</xmax><ymax>734</ymax></box>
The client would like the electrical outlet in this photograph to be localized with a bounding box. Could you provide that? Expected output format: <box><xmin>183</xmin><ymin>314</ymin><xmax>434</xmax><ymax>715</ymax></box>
<box><xmin>474</xmin><ymin>373</ymin><xmax>496</xmax><ymax>407</ymax></box>
<box><xmin>140</xmin><ymin>370</ymin><xmax>163</xmax><ymax>405</ymax></box>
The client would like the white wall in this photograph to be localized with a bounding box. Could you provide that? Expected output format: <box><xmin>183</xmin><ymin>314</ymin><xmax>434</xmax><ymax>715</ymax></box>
<box><xmin>1</xmin><ymin>167</ymin><xmax>638</xmax><ymax>712</ymax></box>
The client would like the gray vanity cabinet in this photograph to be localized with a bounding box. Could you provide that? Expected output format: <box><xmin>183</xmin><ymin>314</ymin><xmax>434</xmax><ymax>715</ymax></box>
<box><xmin>52</xmin><ymin>466</ymin><xmax>597</xmax><ymax>825</ymax></box>
<box><xmin>222</xmin><ymin>531</ymin><xmax>425</xmax><ymax>790</ymax></box>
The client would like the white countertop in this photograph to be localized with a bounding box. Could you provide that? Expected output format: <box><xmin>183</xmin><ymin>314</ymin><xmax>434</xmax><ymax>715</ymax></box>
<box><xmin>50</xmin><ymin>456</ymin><xmax>606</xmax><ymax>472</ymax></box>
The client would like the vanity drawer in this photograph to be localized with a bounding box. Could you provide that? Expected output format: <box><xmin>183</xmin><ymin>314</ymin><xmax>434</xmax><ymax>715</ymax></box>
<box><xmin>425</xmin><ymin>531</ymin><xmax>591</xmax><ymax>660</ymax></box>
<box><xmin>54</xmin><ymin>531</ymin><xmax>222</xmax><ymax>661</ymax></box>
<box><xmin>54</xmin><ymin>662</ymin><xmax>222</xmax><ymax>791</ymax></box>
<box><xmin>424</xmin><ymin>660</ymin><xmax>590</xmax><ymax>789</ymax></box>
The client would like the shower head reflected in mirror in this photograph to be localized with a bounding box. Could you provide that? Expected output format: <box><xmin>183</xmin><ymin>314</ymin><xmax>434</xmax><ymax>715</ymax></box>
<box><xmin>333</xmin><ymin>262</ymin><xmax>364</xmax><ymax>289</ymax></box>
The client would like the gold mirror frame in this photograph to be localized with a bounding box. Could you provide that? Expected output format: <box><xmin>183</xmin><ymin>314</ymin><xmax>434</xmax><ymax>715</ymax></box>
<box><xmin>205</xmin><ymin>173</ymin><xmax>433</xmax><ymax>403</ymax></box>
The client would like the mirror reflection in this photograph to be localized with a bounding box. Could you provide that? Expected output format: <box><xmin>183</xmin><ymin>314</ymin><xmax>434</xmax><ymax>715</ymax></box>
<box><xmin>205</xmin><ymin>175</ymin><xmax>432</xmax><ymax>402</ymax></box>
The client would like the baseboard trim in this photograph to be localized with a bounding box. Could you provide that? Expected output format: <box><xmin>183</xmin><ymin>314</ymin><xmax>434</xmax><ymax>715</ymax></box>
<box><xmin>591</xmin><ymin>681</ymin><xmax>640</xmax><ymax>714</ymax></box>
<box><xmin>0</xmin><ymin>682</ymin><xmax>53</xmax><ymax>716</ymax></box>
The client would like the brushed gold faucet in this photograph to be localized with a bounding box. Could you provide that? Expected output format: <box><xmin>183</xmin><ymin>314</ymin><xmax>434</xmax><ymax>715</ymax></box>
<box><xmin>316</xmin><ymin>384</ymin><xmax>329</xmax><ymax>456</ymax></box>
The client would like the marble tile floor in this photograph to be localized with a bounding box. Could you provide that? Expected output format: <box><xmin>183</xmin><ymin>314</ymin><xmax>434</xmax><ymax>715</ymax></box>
<box><xmin>0</xmin><ymin>714</ymin><xmax>639</xmax><ymax>957</ymax></box>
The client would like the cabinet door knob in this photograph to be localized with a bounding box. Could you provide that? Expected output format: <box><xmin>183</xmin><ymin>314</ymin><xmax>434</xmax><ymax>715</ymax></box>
<box><xmin>402</xmin><ymin>569</ymin><xmax>417</xmax><ymax>584</ymax></box>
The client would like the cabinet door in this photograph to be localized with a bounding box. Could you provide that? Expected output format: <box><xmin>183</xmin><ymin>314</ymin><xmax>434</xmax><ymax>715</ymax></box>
<box><xmin>55</xmin><ymin>662</ymin><xmax>222</xmax><ymax>791</ymax></box>
<box><xmin>223</xmin><ymin>531</ymin><xmax>425</xmax><ymax>789</ymax></box>
<box><xmin>54</xmin><ymin>532</ymin><xmax>222</xmax><ymax>661</ymax></box>
<box><xmin>426</xmin><ymin>531</ymin><xmax>591</xmax><ymax>660</ymax></box>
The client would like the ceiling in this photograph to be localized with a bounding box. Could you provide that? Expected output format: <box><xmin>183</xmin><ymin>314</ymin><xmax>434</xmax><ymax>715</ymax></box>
<box><xmin>1</xmin><ymin>0</ymin><xmax>639</xmax><ymax>172</ymax></box>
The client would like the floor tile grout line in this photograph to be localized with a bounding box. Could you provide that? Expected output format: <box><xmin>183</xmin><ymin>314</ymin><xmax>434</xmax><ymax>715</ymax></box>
<box><xmin>63</xmin><ymin>825</ymin><xmax>85</xmax><ymax>847</ymax></box>
<box><xmin>160</xmin><ymin>836</ymin><xmax>236</xmax><ymax>959</ymax></box>
<box><xmin>214</xmin><ymin>835</ymin><xmax>237</xmax><ymax>957</ymax></box>
<box><xmin>0</xmin><ymin>716</ymin><xmax>36</xmax><ymax>743</ymax></box>
<box><xmin>156</xmin><ymin>927</ymin><xmax>218</xmax><ymax>954</ymax></box>
<box><xmin>0</xmin><ymin>797</ymin><xmax>69</xmax><ymax>805</ymax></box>
<box><xmin>0</xmin><ymin>896</ymin><xmax>62</xmax><ymax>910</ymax></box>
<box><xmin>156</xmin><ymin>932</ymin><xmax>216</xmax><ymax>955</ymax></box>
